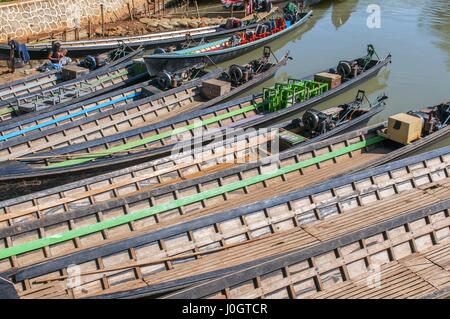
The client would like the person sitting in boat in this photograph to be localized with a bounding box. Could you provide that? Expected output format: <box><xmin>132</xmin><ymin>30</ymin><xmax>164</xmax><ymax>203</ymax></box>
<box><xmin>47</xmin><ymin>42</ymin><xmax>71</xmax><ymax>68</ymax></box>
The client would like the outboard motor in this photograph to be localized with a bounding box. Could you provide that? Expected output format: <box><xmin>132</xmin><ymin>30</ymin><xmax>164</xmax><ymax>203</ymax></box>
<box><xmin>79</xmin><ymin>55</ymin><xmax>97</xmax><ymax>70</ymax></box>
<box><xmin>407</xmin><ymin>111</ymin><xmax>429</xmax><ymax>124</ymax></box>
<box><xmin>407</xmin><ymin>110</ymin><xmax>438</xmax><ymax>135</ymax></box>
<box><xmin>154</xmin><ymin>48</ymin><xmax>166</xmax><ymax>54</ymax></box>
<box><xmin>302</xmin><ymin>109</ymin><xmax>332</xmax><ymax>134</ymax></box>
<box><xmin>156</xmin><ymin>70</ymin><xmax>173</xmax><ymax>90</ymax></box>
<box><xmin>228</xmin><ymin>64</ymin><xmax>253</xmax><ymax>86</ymax></box>
<box><xmin>79</xmin><ymin>53</ymin><xmax>109</xmax><ymax>70</ymax></box>
<box><xmin>337</xmin><ymin>61</ymin><xmax>353</xmax><ymax>79</ymax></box>
<box><xmin>156</xmin><ymin>64</ymin><xmax>205</xmax><ymax>90</ymax></box>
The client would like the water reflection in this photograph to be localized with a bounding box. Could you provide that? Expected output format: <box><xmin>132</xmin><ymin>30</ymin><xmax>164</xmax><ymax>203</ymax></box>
<box><xmin>331</xmin><ymin>0</ymin><xmax>359</xmax><ymax>30</ymax></box>
<box><xmin>420</xmin><ymin>0</ymin><xmax>450</xmax><ymax>70</ymax></box>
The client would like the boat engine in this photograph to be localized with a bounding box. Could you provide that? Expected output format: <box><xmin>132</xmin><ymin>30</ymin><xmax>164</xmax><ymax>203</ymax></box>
<box><xmin>408</xmin><ymin>109</ymin><xmax>442</xmax><ymax>135</ymax></box>
<box><xmin>154</xmin><ymin>48</ymin><xmax>166</xmax><ymax>54</ymax></box>
<box><xmin>156</xmin><ymin>64</ymin><xmax>204</xmax><ymax>90</ymax></box>
<box><xmin>228</xmin><ymin>64</ymin><xmax>255</xmax><ymax>86</ymax></box>
<box><xmin>302</xmin><ymin>109</ymin><xmax>335</xmax><ymax>135</ymax></box>
<box><xmin>336</xmin><ymin>60</ymin><xmax>359</xmax><ymax>80</ymax></box>
<box><xmin>79</xmin><ymin>54</ymin><xmax>108</xmax><ymax>70</ymax></box>
<box><xmin>156</xmin><ymin>70</ymin><xmax>174</xmax><ymax>90</ymax></box>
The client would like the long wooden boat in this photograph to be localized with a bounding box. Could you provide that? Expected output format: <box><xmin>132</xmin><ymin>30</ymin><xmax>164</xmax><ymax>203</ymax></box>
<box><xmin>0</xmin><ymin>47</ymin><xmax>391</xmax><ymax>196</ymax></box>
<box><xmin>0</xmin><ymin>50</ymin><xmax>289</xmax><ymax>161</ymax></box>
<box><xmin>0</xmin><ymin>59</ymin><xmax>149</xmax><ymax>122</ymax></box>
<box><xmin>143</xmin><ymin>11</ymin><xmax>313</xmax><ymax>76</ymax></box>
<box><xmin>0</xmin><ymin>9</ymin><xmax>277</xmax><ymax>60</ymax></box>
<box><xmin>0</xmin><ymin>93</ymin><xmax>387</xmax><ymax>223</ymax></box>
<box><xmin>1</xmin><ymin>127</ymin><xmax>449</xmax><ymax>299</ymax></box>
<box><xmin>0</xmin><ymin>48</ymin><xmax>142</xmax><ymax>113</ymax></box>
<box><xmin>163</xmin><ymin>192</ymin><xmax>450</xmax><ymax>299</ymax></box>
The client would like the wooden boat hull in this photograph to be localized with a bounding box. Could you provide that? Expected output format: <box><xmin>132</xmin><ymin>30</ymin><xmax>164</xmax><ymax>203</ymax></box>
<box><xmin>0</xmin><ymin>57</ymin><xmax>149</xmax><ymax>122</ymax></box>
<box><xmin>143</xmin><ymin>12</ymin><xmax>313</xmax><ymax>76</ymax></box>
<box><xmin>0</xmin><ymin>49</ymin><xmax>141</xmax><ymax>106</ymax></box>
<box><xmin>0</xmin><ymin>53</ymin><xmax>391</xmax><ymax>197</ymax></box>
<box><xmin>0</xmin><ymin>53</ymin><xmax>289</xmax><ymax>163</ymax></box>
<box><xmin>0</xmin><ymin>18</ymin><xmax>274</xmax><ymax>60</ymax></box>
<box><xmin>162</xmin><ymin>193</ymin><xmax>450</xmax><ymax>299</ymax></box>
<box><xmin>2</xmin><ymin>119</ymin><xmax>450</xmax><ymax>298</ymax></box>
<box><xmin>0</xmin><ymin>97</ymin><xmax>386</xmax><ymax>219</ymax></box>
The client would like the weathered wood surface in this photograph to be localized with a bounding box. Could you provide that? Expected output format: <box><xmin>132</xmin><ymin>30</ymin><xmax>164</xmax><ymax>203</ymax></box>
<box><xmin>2</xmin><ymin>145</ymin><xmax>449</xmax><ymax>299</ymax></box>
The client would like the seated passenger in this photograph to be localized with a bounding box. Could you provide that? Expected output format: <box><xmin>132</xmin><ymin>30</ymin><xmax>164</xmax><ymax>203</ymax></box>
<box><xmin>47</xmin><ymin>42</ymin><xmax>71</xmax><ymax>66</ymax></box>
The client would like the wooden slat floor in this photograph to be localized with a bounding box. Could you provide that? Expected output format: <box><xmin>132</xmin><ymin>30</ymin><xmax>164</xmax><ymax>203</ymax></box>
<box><xmin>21</xmin><ymin>178</ymin><xmax>450</xmax><ymax>299</ymax></box>
<box><xmin>310</xmin><ymin>241</ymin><xmax>450</xmax><ymax>299</ymax></box>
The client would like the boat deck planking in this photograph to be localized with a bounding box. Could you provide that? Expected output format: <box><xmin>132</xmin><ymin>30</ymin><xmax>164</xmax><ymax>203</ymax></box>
<box><xmin>0</xmin><ymin>54</ymin><xmax>289</xmax><ymax>161</ymax></box>
<box><xmin>165</xmin><ymin>199</ymin><xmax>450</xmax><ymax>299</ymax></box>
<box><xmin>0</xmin><ymin>71</ymin><xmax>61</xmax><ymax>103</ymax></box>
<box><xmin>9</xmin><ymin>164</ymin><xmax>450</xmax><ymax>298</ymax></box>
<box><xmin>1</xmin><ymin>134</ymin><xmax>450</xmax><ymax>298</ymax></box>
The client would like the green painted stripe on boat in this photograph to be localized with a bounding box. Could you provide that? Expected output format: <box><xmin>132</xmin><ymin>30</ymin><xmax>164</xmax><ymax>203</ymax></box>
<box><xmin>46</xmin><ymin>104</ymin><xmax>258</xmax><ymax>168</ymax></box>
<box><xmin>0</xmin><ymin>107</ymin><xmax>14</xmax><ymax>116</ymax></box>
<box><xmin>0</xmin><ymin>134</ymin><xmax>385</xmax><ymax>260</ymax></box>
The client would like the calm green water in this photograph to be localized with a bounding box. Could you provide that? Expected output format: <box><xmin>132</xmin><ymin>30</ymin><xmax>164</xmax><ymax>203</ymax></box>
<box><xmin>214</xmin><ymin>0</ymin><xmax>450</xmax><ymax>149</ymax></box>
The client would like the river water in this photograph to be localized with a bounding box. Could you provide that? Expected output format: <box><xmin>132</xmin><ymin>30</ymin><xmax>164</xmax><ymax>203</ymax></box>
<box><xmin>212</xmin><ymin>0</ymin><xmax>450</xmax><ymax>149</ymax></box>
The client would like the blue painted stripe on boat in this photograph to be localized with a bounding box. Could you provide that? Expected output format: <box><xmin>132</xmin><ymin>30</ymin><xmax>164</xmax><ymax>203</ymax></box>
<box><xmin>0</xmin><ymin>92</ymin><xmax>139</xmax><ymax>141</ymax></box>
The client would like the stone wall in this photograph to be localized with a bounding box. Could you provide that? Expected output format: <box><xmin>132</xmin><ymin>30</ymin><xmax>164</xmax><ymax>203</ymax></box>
<box><xmin>0</xmin><ymin>0</ymin><xmax>148</xmax><ymax>41</ymax></box>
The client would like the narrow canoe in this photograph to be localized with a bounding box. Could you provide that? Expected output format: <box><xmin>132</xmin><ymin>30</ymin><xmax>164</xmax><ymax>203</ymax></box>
<box><xmin>0</xmin><ymin>57</ymin><xmax>149</xmax><ymax>122</ymax></box>
<box><xmin>0</xmin><ymin>48</ymin><xmax>142</xmax><ymax>120</ymax></box>
<box><xmin>143</xmin><ymin>11</ymin><xmax>313</xmax><ymax>76</ymax></box>
<box><xmin>0</xmin><ymin>9</ymin><xmax>278</xmax><ymax>60</ymax></box>
<box><xmin>0</xmin><ymin>48</ymin><xmax>392</xmax><ymax>196</ymax></box>
<box><xmin>1</xmin><ymin>105</ymin><xmax>450</xmax><ymax>298</ymax></box>
<box><xmin>0</xmin><ymin>51</ymin><xmax>289</xmax><ymax>162</ymax></box>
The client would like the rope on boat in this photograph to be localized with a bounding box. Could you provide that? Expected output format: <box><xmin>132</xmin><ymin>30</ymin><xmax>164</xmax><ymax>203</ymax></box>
<box><xmin>0</xmin><ymin>135</ymin><xmax>385</xmax><ymax>261</ymax></box>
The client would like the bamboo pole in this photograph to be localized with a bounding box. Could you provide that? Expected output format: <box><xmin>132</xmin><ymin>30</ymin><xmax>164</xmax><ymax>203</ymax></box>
<box><xmin>194</xmin><ymin>0</ymin><xmax>200</xmax><ymax>18</ymax></box>
<box><xmin>100</xmin><ymin>4</ymin><xmax>105</xmax><ymax>37</ymax></box>
<box><xmin>127</xmin><ymin>3</ymin><xmax>133</xmax><ymax>20</ymax></box>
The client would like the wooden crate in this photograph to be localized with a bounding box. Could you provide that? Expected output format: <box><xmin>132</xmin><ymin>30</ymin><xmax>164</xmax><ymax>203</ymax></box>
<box><xmin>61</xmin><ymin>65</ymin><xmax>89</xmax><ymax>80</ymax></box>
<box><xmin>314</xmin><ymin>72</ymin><xmax>342</xmax><ymax>89</ymax></box>
<box><xmin>201</xmin><ymin>79</ymin><xmax>231</xmax><ymax>99</ymax></box>
<box><xmin>385</xmin><ymin>113</ymin><xmax>423</xmax><ymax>145</ymax></box>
